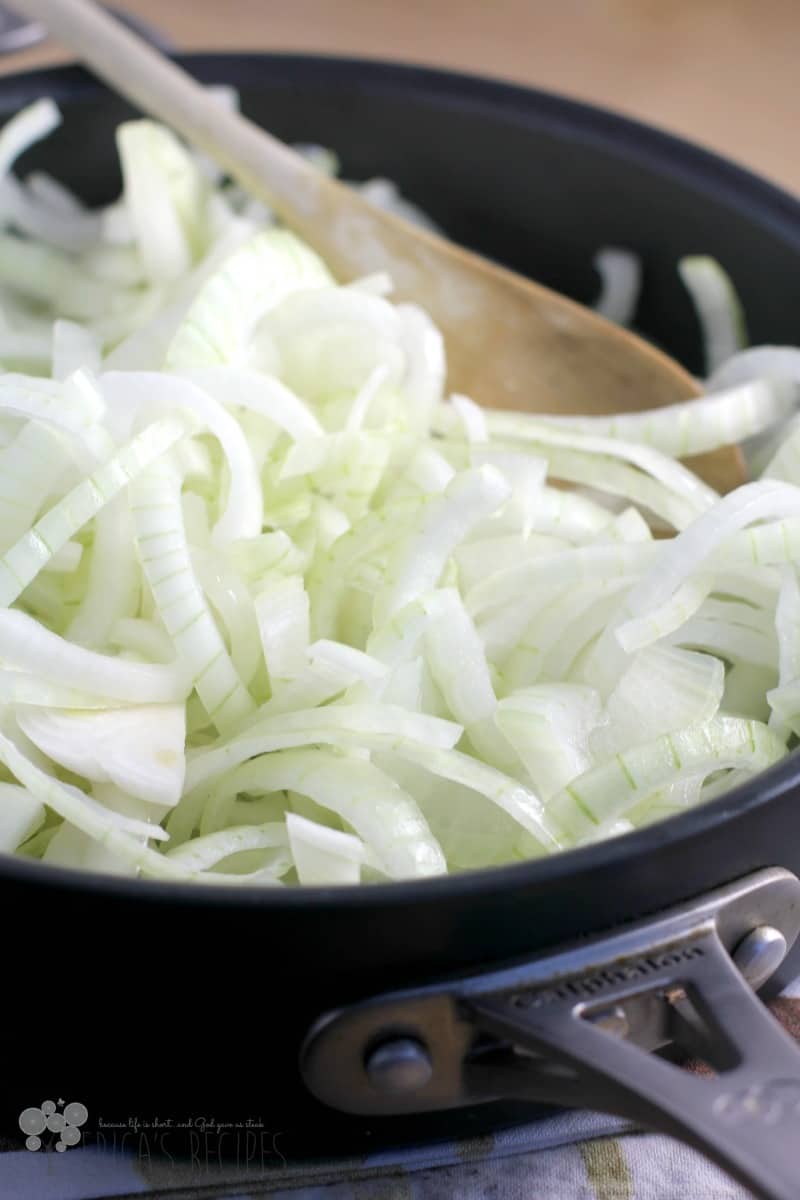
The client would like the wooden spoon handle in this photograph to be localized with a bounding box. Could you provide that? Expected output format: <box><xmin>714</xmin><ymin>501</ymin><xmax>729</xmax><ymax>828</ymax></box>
<box><xmin>9</xmin><ymin>0</ymin><xmax>494</xmax><ymax>324</ymax></box>
<box><xmin>10</xmin><ymin>0</ymin><xmax>747</xmax><ymax>494</ymax></box>
<box><xmin>12</xmin><ymin>0</ymin><xmax>330</xmax><ymax>228</ymax></box>
<box><xmin>12</xmin><ymin>0</ymin><xmax>490</xmax><ymax>298</ymax></box>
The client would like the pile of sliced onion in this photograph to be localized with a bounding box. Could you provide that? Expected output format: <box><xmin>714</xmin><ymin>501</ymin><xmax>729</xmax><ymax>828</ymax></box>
<box><xmin>0</xmin><ymin>97</ymin><xmax>797</xmax><ymax>886</ymax></box>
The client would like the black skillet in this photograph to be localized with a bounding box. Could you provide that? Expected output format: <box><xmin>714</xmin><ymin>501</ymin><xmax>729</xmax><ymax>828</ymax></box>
<box><xmin>2</xmin><ymin>54</ymin><xmax>800</xmax><ymax>1199</ymax></box>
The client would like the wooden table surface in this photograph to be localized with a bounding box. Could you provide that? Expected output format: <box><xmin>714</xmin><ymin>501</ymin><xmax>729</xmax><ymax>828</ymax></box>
<box><xmin>2</xmin><ymin>0</ymin><xmax>799</xmax><ymax>196</ymax></box>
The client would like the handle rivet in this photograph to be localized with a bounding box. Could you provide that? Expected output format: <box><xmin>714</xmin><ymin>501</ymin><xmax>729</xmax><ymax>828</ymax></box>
<box><xmin>365</xmin><ymin>1037</ymin><xmax>433</xmax><ymax>1094</ymax></box>
<box><xmin>586</xmin><ymin>1004</ymin><xmax>629</xmax><ymax>1037</ymax></box>
<box><xmin>732</xmin><ymin>925</ymin><xmax>787</xmax><ymax>991</ymax></box>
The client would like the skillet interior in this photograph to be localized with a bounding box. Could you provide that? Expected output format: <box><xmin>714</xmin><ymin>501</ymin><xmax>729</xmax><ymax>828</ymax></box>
<box><xmin>2</xmin><ymin>54</ymin><xmax>800</xmax><ymax>1156</ymax></box>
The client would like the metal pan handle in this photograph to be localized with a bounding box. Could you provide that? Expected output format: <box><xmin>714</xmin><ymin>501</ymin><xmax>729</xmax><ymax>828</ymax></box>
<box><xmin>301</xmin><ymin>867</ymin><xmax>800</xmax><ymax>1200</ymax></box>
<box><xmin>470</xmin><ymin>927</ymin><xmax>800</xmax><ymax>1200</ymax></box>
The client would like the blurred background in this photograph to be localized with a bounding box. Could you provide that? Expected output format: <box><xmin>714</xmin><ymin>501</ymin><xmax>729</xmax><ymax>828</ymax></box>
<box><xmin>1</xmin><ymin>0</ymin><xmax>798</xmax><ymax>194</ymax></box>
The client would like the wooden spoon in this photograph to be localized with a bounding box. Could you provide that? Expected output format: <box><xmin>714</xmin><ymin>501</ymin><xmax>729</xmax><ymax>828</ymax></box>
<box><xmin>13</xmin><ymin>0</ymin><xmax>744</xmax><ymax>491</ymax></box>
